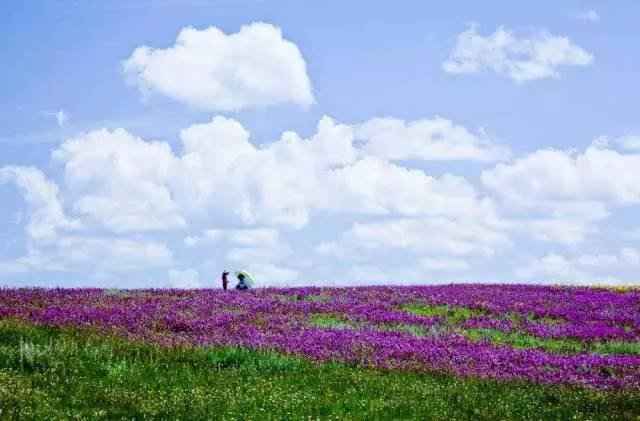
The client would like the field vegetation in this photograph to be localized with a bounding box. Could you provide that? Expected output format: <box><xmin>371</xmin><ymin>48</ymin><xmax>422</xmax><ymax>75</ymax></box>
<box><xmin>1</xmin><ymin>285</ymin><xmax>639</xmax><ymax>419</ymax></box>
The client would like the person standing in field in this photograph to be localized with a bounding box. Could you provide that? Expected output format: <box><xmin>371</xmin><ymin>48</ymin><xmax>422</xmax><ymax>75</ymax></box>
<box><xmin>235</xmin><ymin>271</ymin><xmax>254</xmax><ymax>291</ymax></box>
<box><xmin>221</xmin><ymin>271</ymin><xmax>229</xmax><ymax>291</ymax></box>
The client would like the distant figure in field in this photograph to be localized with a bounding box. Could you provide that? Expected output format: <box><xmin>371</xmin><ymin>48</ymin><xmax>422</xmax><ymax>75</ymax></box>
<box><xmin>235</xmin><ymin>271</ymin><xmax>254</xmax><ymax>291</ymax></box>
<box><xmin>221</xmin><ymin>271</ymin><xmax>229</xmax><ymax>291</ymax></box>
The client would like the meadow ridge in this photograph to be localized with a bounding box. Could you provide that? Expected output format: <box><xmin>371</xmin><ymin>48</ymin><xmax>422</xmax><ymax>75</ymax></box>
<box><xmin>1</xmin><ymin>284</ymin><xmax>640</xmax><ymax>418</ymax></box>
<box><xmin>1</xmin><ymin>284</ymin><xmax>640</xmax><ymax>390</ymax></box>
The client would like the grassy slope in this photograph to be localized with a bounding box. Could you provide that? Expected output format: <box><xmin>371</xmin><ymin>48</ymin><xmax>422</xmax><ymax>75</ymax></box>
<box><xmin>0</xmin><ymin>320</ymin><xmax>638</xmax><ymax>420</ymax></box>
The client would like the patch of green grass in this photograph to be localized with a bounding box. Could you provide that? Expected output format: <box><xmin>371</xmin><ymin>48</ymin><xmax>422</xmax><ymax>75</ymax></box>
<box><xmin>401</xmin><ymin>303</ymin><xmax>485</xmax><ymax>324</ymax></box>
<box><xmin>378</xmin><ymin>323</ymin><xmax>429</xmax><ymax>336</ymax></box>
<box><xmin>464</xmin><ymin>328</ymin><xmax>640</xmax><ymax>356</ymax></box>
<box><xmin>501</xmin><ymin>312</ymin><xmax>566</xmax><ymax>326</ymax></box>
<box><xmin>592</xmin><ymin>341</ymin><xmax>640</xmax><ymax>355</ymax></box>
<box><xmin>533</xmin><ymin>315</ymin><xmax>566</xmax><ymax>325</ymax></box>
<box><xmin>1</xmin><ymin>319</ymin><xmax>639</xmax><ymax>420</ymax></box>
<box><xmin>303</xmin><ymin>294</ymin><xmax>331</xmax><ymax>302</ymax></box>
<box><xmin>309</xmin><ymin>313</ymin><xmax>357</xmax><ymax>330</ymax></box>
<box><xmin>464</xmin><ymin>328</ymin><xmax>584</xmax><ymax>354</ymax></box>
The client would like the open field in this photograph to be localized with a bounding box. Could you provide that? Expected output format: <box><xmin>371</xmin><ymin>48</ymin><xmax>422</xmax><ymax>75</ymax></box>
<box><xmin>1</xmin><ymin>285</ymin><xmax>639</xmax><ymax>419</ymax></box>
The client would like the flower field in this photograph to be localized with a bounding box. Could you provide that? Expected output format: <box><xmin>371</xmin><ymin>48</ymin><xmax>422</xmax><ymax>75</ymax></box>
<box><xmin>2</xmin><ymin>284</ymin><xmax>639</xmax><ymax>392</ymax></box>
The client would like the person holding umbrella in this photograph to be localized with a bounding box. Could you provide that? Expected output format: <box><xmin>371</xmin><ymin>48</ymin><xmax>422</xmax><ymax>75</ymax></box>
<box><xmin>235</xmin><ymin>271</ymin><xmax>255</xmax><ymax>291</ymax></box>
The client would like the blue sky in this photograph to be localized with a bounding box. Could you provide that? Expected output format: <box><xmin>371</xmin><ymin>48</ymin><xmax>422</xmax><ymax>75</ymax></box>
<box><xmin>2</xmin><ymin>1</ymin><xmax>640</xmax><ymax>288</ymax></box>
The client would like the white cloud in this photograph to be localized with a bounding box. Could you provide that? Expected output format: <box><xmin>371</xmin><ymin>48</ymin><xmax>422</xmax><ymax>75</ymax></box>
<box><xmin>168</xmin><ymin>268</ymin><xmax>201</xmax><ymax>289</ymax></box>
<box><xmin>517</xmin><ymin>248</ymin><xmax>640</xmax><ymax>284</ymax></box>
<box><xmin>226</xmin><ymin>228</ymin><xmax>280</xmax><ymax>248</ymax></box>
<box><xmin>443</xmin><ymin>25</ymin><xmax>593</xmax><ymax>82</ymax></box>
<box><xmin>0</xmin><ymin>166</ymin><xmax>80</xmax><ymax>242</ymax></box>
<box><xmin>222</xmin><ymin>228</ymin><xmax>292</xmax><ymax>263</ymax></box>
<box><xmin>47</xmin><ymin>115</ymin><xmax>502</xmax><ymax>234</ymax></box>
<box><xmin>183</xmin><ymin>226</ymin><xmax>293</xmax><ymax>280</ymax></box>
<box><xmin>186</xmin><ymin>227</ymin><xmax>281</xmax><ymax>248</ymax></box>
<box><xmin>322</xmin><ymin>215</ymin><xmax>510</xmax><ymax>261</ymax></box>
<box><xmin>508</xmin><ymin>202</ymin><xmax>610</xmax><ymax>246</ymax></box>
<box><xmin>482</xmin><ymin>146</ymin><xmax>640</xmax><ymax>245</ymax></box>
<box><xmin>323</xmin><ymin>157</ymin><xmax>496</xmax><ymax>219</ymax></box>
<box><xmin>591</xmin><ymin>135</ymin><xmax>640</xmax><ymax>152</ymax></box>
<box><xmin>53</xmin><ymin>128</ymin><xmax>186</xmax><ymax>233</ymax></box>
<box><xmin>58</xmin><ymin>236</ymin><xmax>173</xmax><ymax>271</ymax></box>
<box><xmin>173</xmin><ymin>115</ymin><xmax>357</xmax><ymax>228</ymax></box>
<box><xmin>524</xmin><ymin>217</ymin><xmax>598</xmax><ymax>245</ymax></box>
<box><xmin>0</xmin><ymin>236</ymin><xmax>173</xmax><ymax>275</ymax></box>
<box><xmin>516</xmin><ymin>254</ymin><xmax>590</xmax><ymax>282</ymax></box>
<box><xmin>575</xmin><ymin>10</ymin><xmax>600</xmax><ymax>23</ymax></box>
<box><xmin>123</xmin><ymin>22</ymin><xmax>314</xmax><ymax>111</ymax></box>
<box><xmin>2</xmin><ymin>114</ymin><xmax>538</xmax><ymax>285</ymax></box>
<box><xmin>616</xmin><ymin>135</ymin><xmax>640</xmax><ymax>151</ymax></box>
<box><xmin>355</xmin><ymin>117</ymin><xmax>510</xmax><ymax>162</ymax></box>
<box><xmin>482</xmin><ymin>146</ymin><xmax>640</xmax><ymax>207</ymax></box>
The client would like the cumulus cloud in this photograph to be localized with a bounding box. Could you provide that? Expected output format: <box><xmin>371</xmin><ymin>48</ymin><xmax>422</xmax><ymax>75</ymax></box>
<box><xmin>47</xmin><ymin>114</ymin><xmax>505</xmax><ymax>236</ymax></box>
<box><xmin>355</xmin><ymin>117</ymin><xmax>510</xmax><ymax>162</ymax></box>
<box><xmin>443</xmin><ymin>25</ymin><xmax>593</xmax><ymax>82</ymax></box>
<box><xmin>524</xmin><ymin>217</ymin><xmax>600</xmax><ymax>246</ymax></box>
<box><xmin>13</xmin><ymin>112</ymin><xmax>615</xmax><ymax>285</ymax></box>
<box><xmin>482</xmin><ymin>146</ymin><xmax>640</xmax><ymax>245</ymax></box>
<box><xmin>319</xmin><ymin>214</ymin><xmax>510</xmax><ymax>264</ymax></box>
<box><xmin>20</xmin><ymin>113</ymin><xmax>512</xmax><ymax>283</ymax></box>
<box><xmin>173</xmin><ymin>115</ymin><xmax>357</xmax><ymax>228</ymax></box>
<box><xmin>323</xmin><ymin>157</ymin><xmax>494</xmax><ymax>218</ymax></box>
<box><xmin>122</xmin><ymin>23</ymin><xmax>314</xmax><ymax>111</ymax></box>
<box><xmin>183</xmin><ymin>226</ymin><xmax>294</xmax><ymax>283</ymax></box>
<box><xmin>516</xmin><ymin>254</ymin><xmax>591</xmax><ymax>283</ymax></box>
<box><xmin>0</xmin><ymin>166</ymin><xmax>80</xmax><ymax>242</ymax></box>
<box><xmin>53</xmin><ymin>128</ymin><xmax>186</xmax><ymax>233</ymax></box>
<box><xmin>482</xmin><ymin>146</ymin><xmax>640</xmax><ymax>207</ymax></box>
<box><xmin>1</xmin><ymin>236</ymin><xmax>173</xmax><ymax>275</ymax></box>
<box><xmin>176</xmin><ymin>115</ymin><xmax>495</xmax><ymax>228</ymax></box>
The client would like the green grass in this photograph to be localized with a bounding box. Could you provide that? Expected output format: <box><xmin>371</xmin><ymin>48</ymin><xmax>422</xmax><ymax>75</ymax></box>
<box><xmin>310</xmin><ymin>314</ymin><xmax>434</xmax><ymax>337</ymax></box>
<box><xmin>400</xmin><ymin>303</ymin><xmax>485</xmax><ymax>324</ymax></box>
<box><xmin>377</xmin><ymin>323</ymin><xmax>430</xmax><ymax>337</ymax></box>
<box><xmin>303</xmin><ymin>294</ymin><xmax>332</xmax><ymax>302</ymax></box>
<box><xmin>0</xmin><ymin>320</ymin><xmax>639</xmax><ymax>420</ymax></box>
<box><xmin>465</xmin><ymin>328</ymin><xmax>640</xmax><ymax>356</ymax></box>
<box><xmin>309</xmin><ymin>313</ymin><xmax>358</xmax><ymax>330</ymax></box>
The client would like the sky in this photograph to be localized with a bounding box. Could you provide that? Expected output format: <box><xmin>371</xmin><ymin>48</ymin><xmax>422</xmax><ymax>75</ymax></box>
<box><xmin>1</xmin><ymin>1</ymin><xmax>640</xmax><ymax>288</ymax></box>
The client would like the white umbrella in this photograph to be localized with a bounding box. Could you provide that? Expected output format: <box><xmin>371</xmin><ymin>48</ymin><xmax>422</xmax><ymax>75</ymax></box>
<box><xmin>235</xmin><ymin>271</ymin><xmax>255</xmax><ymax>287</ymax></box>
